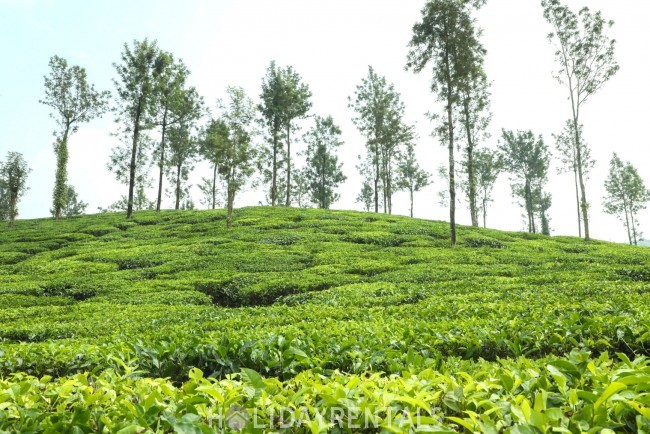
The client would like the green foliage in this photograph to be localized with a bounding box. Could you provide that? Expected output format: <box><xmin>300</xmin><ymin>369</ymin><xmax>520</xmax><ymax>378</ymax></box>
<box><xmin>40</xmin><ymin>55</ymin><xmax>110</xmax><ymax>219</ymax></box>
<box><xmin>0</xmin><ymin>151</ymin><xmax>31</xmax><ymax>226</ymax></box>
<box><xmin>603</xmin><ymin>153</ymin><xmax>650</xmax><ymax>245</ymax></box>
<box><xmin>302</xmin><ymin>115</ymin><xmax>346</xmax><ymax>209</ymax></box>
<box><xmin>1</xmin><ymin>208</ymin><xmax>650</xmax><ymax>431</ymax></box>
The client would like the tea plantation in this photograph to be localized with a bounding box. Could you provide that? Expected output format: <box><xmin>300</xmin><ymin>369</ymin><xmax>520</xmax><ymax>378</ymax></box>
<box><xmin>1</xmin><ymin>207</ymin><xmax>650</xmax><ymax>432</ymax></box>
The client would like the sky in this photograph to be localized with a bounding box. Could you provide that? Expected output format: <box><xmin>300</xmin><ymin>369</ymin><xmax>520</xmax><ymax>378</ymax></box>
<box><xmin>1</xmin><ymin>0</ymin><xmax>649</xmax><ymax>243</ymax></box>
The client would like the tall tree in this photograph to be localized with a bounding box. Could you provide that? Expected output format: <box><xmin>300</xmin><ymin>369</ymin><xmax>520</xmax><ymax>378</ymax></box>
<box><xmin>553</xmin><ymin>120</ymin><xmax>594</xmax><ymax>238</ymax></box>
<box><xmin>113</xmin><ymin>39</ymin><xmax>169</xmax><ymax>219</ymax></box>
<box><xmin>473</xmin><ymin>148</ymin><xmax>502</xmax><ymax>228</ymax></box>
<box><xmin>281</xmin><ymin>66</ymin><xmax>311</xmax><ymax>207</ymax></box>
<box><xmin>603</xmin><ymin>154</ymin><xmax>650</xmax><ymax>246</ymax></box>
<box><xmin>258</xmin><ymin>61</ymin><xmax>286</xmax><ymax>206</ymax></box>
<box><xmin>216</xmin><ymin>87</ymin><xmax>258</xmax><ymax>228</ymax></box>
<box><xmin>396</xmin><ymin>141</ymin><xmax>431</xmax><ymax>218</ymax></box>
<box><xmin>0</xmin><ymin>152</ymin><xmax>31</xmax><ymax>227</ymax></box>
<box><xmin>199</xmin><ymin>118</ymin><xmax>230</xmax><ymax>210</ymax></box>
<box><xmin>458</xmin><ymin>68</ymin><xmax>490</xmax><ymax>226</ymax></box>
<box><xmin>542</xmin><ymin>0</ymin><xmax>619</xmax><ymax>240</ymax></box>
<box><xmin>302</xmin><ymin>115</ymin><xmax>346</xmax><ymax>209</ymax></box>
<box><xmin>349</xmin><ymin>66</ymin><xmax>408</xmax><ymax>214</ymax></box>
<box><xmin>406</xmin><ymin>0</ymin><xmax>486</xmax><ymax>245</ymax></box>
<box><xmin>499</xmin><ymin>130</ymin><xmax>550</xmax><ymax>233</ymax></box>
<box><xmin>166</xmin><ymin>123</ymin><xmax>198</xmax><ymax>210</ymax></box>
<box><xmin>151</xmin><ymin>55</ymin><xmax>202</xmax><ymax>212</ymax></box>
<box><xmin>40</xmin><ymin>55</ymin><xmax>110</xmax><ymax>219</ymax></box>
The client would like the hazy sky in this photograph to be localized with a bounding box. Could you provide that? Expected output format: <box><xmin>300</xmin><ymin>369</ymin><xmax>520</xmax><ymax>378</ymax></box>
<box><xmin>1</xmin><ymin>0</ymin><xmax>649</xmax><ymax>242</ymax></box>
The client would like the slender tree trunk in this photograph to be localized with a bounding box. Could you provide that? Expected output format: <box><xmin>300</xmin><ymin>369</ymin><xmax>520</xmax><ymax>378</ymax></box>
<box><xmin>127</xmin><ymin>103</ymin><xmax>143</xmax><ymax>219</ymax></box>
<box><xmin>409</xmin><ymin>186</ymin><xmax>414</xmax><ymax>218</ymax></box>
<box><xmin>631</xmin><ymin>210</ymin><xmax>638</xmax><ymax>246</ymax></box>
<box><xmin>53</xmin><ymin>126</ymin><xmax>70</xmax><ymax>219</ymax></box>
<box><xmin>156</xmin><ymin>109</ymin><xmax>168</xmax><ymax>212</ymax></box>
<box><xmin>482</xmin><ymin>197</ymin><xmax>487</xmax><ymax>228</ymax></box>
<box><xmin>175</xmin><ymin>163</ymin><xmax>182</xmax><ymax>210</ymax></box>
<box><xmin>8</xmin><ymin>189</ymin><xmax>17</xmax><ymax>227</ymax></box>
<box><xmin>447</xmin><ymin>94</ymin><xmax>456</xmax><ymax>246</ymax></box>
<box><xmin>463</xmin><ymin>100</ymin><xmax>478</xmax><ymax>227</ymax></box>
<box><xmin>571</xmin><ymin>107</ymin><xmax>589</xmax><ymax>240</ymax></box>
<box><xmin>271</xmin><ymin>121</ymin><xmax>278</xmax><ymax>206</ymax></box>
<box><xmin>285</xmin><ymin>124</ymin><xmax>291</xmax><ymax>207</ymax></box>
<box><xmin>211</xmin><ymin>164</ymin><xmax>217</xmax><ymax>210</ymax></box>
<box><xmin>623</xmin><ymin>201</ymin><xmax>632</xmax><ymax>245</ymax></box>
<box><xmin>525</xmin><ymin>180</ymin><xmax>534</xmax><ymax>233</ymax></box>
<box><xmin>226</xmin><ymin>177</ymin><xmax>235</xmax><ymax>229</ymax></box>
<box><xmin>573</xmin><ymin>166</ymin><xmax>582</xmax><ymax>238</ymax></box>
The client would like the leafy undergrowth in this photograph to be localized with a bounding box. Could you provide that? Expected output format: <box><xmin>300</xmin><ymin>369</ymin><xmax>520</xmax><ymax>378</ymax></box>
<box><xmin>1</xmin><ymin>207</ymin><xmax>650</xmax><ymax>432</ymax></box>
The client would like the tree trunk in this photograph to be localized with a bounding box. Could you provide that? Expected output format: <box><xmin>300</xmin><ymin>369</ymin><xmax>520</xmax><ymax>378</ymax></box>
<box><xmin>525</xmin><ymin>180</ymin><xmax>534</xmax><ymax>233</ymax></box>
<box><xmin>8</xmin><ymin>188</ymin><xmax>17</xmax><ymax>227</ymax></box>
<box><xmin>211</xmin><ymin>164</ymin><xmax>217</xmax><ymax>210</ymax></box>
<box><xmin>409</xmin><ymin>186</ymin><xmax>414</xmax><ymax>218</ymax></box>
<box><xmin>571</xmin><ymin>106</ymin><xmax>589</xmax><ymax>240</ymax></box>
<box><xmin>127</xmin><ymin>104</ymin><xmax>142</xmax><ymax>219</ymax></box>
<box><xmin>271</xmin><ymin>121</ymin><xmax>278</xmax><ymax>206</ymax></box>
<box><xmin>631</xmin><ymin>211</ymin><xmax>638</xmax><ymax>246</ymax></box>
<box><xmin>482</xmin><ymin>197</ymin><xmax>487</xmax><ymax>228</ymax></box>
<box><xmin>226</xmin><ymin>178</ymin><xmax>235</xmax><ymax>229</ymax></box>
<box><xmin>573</xmin><ymin>166</ymin><xmax>581</xmax><ymax>238</ymax></box>
<box><xmin>174</xmin><ymin>163</ymin><xmax>182</xmax><ymax>210</ymax></box>
<box><xmin>623</xmin><ymin>201</ymin><xmax>632</xmax><ymax>245</ymax></box>
<box><xmin>285</xmin><ymin>124</ymin><xmax>291</xmax><ymax>207</ymax></box>
<box><xmin>463</xmin><ymin>100</ymin><xmax>478</xmax><ymax>227</ymax></box>
<box><xmin>53</xmin><ymin>126</ymin><xmax>70</xmax><ymax>219</ymax></box>
<box><xmin>156</xmin><ymin>109</ymin><xmax>168</xmax><ymax>212</ymax></box>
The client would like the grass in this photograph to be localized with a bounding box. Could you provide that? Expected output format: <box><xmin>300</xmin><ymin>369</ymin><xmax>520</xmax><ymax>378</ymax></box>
<box><xmin>0</xmin><ymin>206</ymin><xmax>649</xmax><ymax>432</ymax></box>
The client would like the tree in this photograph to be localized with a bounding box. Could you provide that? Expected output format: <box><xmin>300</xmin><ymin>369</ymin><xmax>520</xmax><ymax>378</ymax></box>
<box><xmin>603</xmin><ymin>154</ymin><xmax>650</xmax><ymax>245</ymax></box>
<box><xmin>291</xmin><ymin>170</ymin><xmax>311</xmax><ymax>209</ymax></box>
<box><xmin>0</xmin><ymin>152</ymin><xmax>31</xmax><ymax>226</ymax></box>
<box><xmin>40</xmin><ymin>55</ymin><xmax>110</xmax><ymax>219</ymax></box>
<box><xmin>107</xmin><ymin>132</ymin><xmax>155</xmax><ymax>211</ymax></box>
<box><xmin>542</xmin><ymin>0</ymin><xmax>619</xmax><ymax>240</ymax></box>
<box><xmin>396</xmin><ymin>141</ymin><xmax>431</xmax><ymax>218</ymax></box>
<box><xmin>258</xmin><ymin>61</ymin><xmax>286</xmax><ymax>206</ymax></box>
<box><xmin>166</xmin><ymin>123</ymin><xmax>198</xmax><ymax>210</ymax></box>
<box><xmin>199</xmin><ymin>118</ymin><xmax>230</xmax><ymax>210</ymax></box>
<box><xmin>281</xmin><ymin>66</ymin><xmax>312</xmax><ymax>207</ymax></box>
<box><xmin>302</xmin><ymin>115</ymin><xmax>346</xmax><ymax>209</ymax></box>
<box><xmin>473</xmin><ymin>148</ymin><xmax>502</xmax><ymax>228</ymax></box>
<box><xmin>458</xmin><ymin>68</ymin><xmax>491</xmax><ymax>226</ymax></box>
<box><xmin>216</xmin><ymin>87</ymin><xmax>258</xmax><ymax>228</ymax></box>
<box><xmin>197</xmin><ymin>177</ymin><xmax>222</xmax><ymax>210</ymax></box>
<box><xmin>51</xmin><ymin>185</ymin><xmax>87</xmax><ymax>217</ymax></box>
<box><xmin>356</xmin><ymin>181</ymin><xmax>374</xmax><ymax>213</ymax></box>
<box><xmin>113</xmin><ymin>39</ymin><xmax>169</xmax><ymax>219</ymax></box>
<box><xmin>499</xmin><ymin>130</ymin><xmax>550</xmax><ymax>234</ymax></box>
<box><xmin>151</xmin><ymin>55</ymin><xmax>203</xmax><ymax>212</ymax></box>
<box><xmin>553</xmin><ymin>120</ymin><xmax>594</xmax><ymax>237</ymax></box>
<box><xmin>349</xmin><ymin>66</ymin><xmax>409</xmax><ymax>214</ymax></box>
<box><xmin>406</xmin><ymin>0</ymin><xmax>486</xmax><ymax>245</ymax></box>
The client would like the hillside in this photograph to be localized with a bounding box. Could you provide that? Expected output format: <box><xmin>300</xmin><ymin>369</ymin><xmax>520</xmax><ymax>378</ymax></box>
<box><xmin>1</xmin><ymin>207</ymin><xmax>650</xmax><ymax>432</ymax></box>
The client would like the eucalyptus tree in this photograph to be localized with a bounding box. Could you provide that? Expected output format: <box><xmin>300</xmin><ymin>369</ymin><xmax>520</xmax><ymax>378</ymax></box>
<box><xmin>166</xmin><ymin>123</ymin><xmax>198</xmax><ymax>210</ymax></box>
<box><xmin>258</xmin><ymin>61</ymin><xmax>286</xmax><ymax>206</ymax></box>
<box><xmin>113</xmin><ymin>39</ymin><xmax>169</xmax><ymax>218</ymax></box>
<box><xmin>40</xmin><ymin>55</ymin><xmax>110</xmax><ymax>219</ymax></box>
<box><xmin>151</xmin><ymin>55</ymin><xmax>203</xmax><ymax>211</ymax></box>
<box><xmin>199</xmin><ymin>118</ymin><xmax>230</xmax><ymax>210</ymax></box>
<box><xmin>349</xmin><ymin>66</ymin><xmax>408</xmax><ymax>214</ymax></box>
<box><xmin>396</xmin><ymin>141</ymin><xmax>431</xmax><ymax>218</ymax></box>
<box><xmin>603</xmin><ymin>154</ymin><xmax>650</xmax><ymax>246</ymax></box>
<box><xmin>553</xmin><ymin>120</ymin><xmax>594</xmax><ymax>238</ymax></box>
<box><xmin>302</xmin><ymin>115</ymin><xmax>346</xmax><ymax>209</ymax></box>
<box><xmin>458</xmin><ymin>68</ymin><xmax>490</xmax><ymax>226</ymax></box>
<box><xmin>499</xmin><ymin>130</ymin><xmax>550</xmax><ymax>234</ymax></box>
<box><xmin>473</xmin><ymin>148</ymin><xmax>502</xmax><ymax>228</ymax></box>
<box><xmin>406</xmin><ymin>0</ymin><xmax>486</xmax><ymax>245</ymax></box>
<box><xmin>542</xmin><ymin>0</ymin><xmax>619</xmax><ymax>240</ymax></box>
<box><xmin>0</xmin><ymin>152</ymin><xmax>31</xmax><ymax>226</ymax></box>
<box><xmin>216</xmin><ymin>87</ymin><xmax>258</xmax><ymax>228</ymax></box>
<box><xmin>274</xmin><ymin>65</ymin><xmax>311</xmax><ymax>207</ymax></box>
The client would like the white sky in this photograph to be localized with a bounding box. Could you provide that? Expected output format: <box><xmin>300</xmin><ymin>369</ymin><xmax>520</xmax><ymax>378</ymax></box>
<box><xmin>0</xmin><ymin>0</ymin><xmax>649</xmax><ymax>243</ymax></box>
